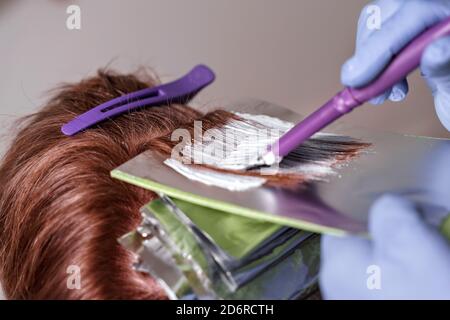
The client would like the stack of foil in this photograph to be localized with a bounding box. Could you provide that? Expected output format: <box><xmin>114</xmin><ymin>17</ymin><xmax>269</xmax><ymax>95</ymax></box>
<box><xmin>120</xmin><ymin>195</ymin><xmax>320</xmax><ymax>300</ymax></box>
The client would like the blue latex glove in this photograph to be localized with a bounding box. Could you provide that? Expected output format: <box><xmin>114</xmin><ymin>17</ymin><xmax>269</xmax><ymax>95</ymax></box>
<box><xmin>320</xmin><ymin>194</ymin><xmax>450</xmax><ymax>300</ymax></box>
<box><xmin>341</xmin><ymin>0</ymin><xmax>450</xmax><ymax>130</ymax></box>
<box><xmin>321</xmin><ymin>0</ymin><xmax>450</xmax><ymax>299</ymax></box>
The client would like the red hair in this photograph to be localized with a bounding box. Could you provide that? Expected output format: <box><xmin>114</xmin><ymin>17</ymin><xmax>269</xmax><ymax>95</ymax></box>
<box><xmin>0</xmin><ymin>70</ymin><xmax>202</xmax><ymax>299</ymax></box>
<box><xmin>0</xmin><ymin>69</ymin><xmax>368</xmax><ymax>299</ymax></box>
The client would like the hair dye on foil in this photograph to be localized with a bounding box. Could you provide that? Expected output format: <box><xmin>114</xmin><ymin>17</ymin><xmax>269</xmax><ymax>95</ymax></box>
<box><xmin>164</xmin><ymin>112</ymin><xmax>370</xmax><ymax>190</ymax></box>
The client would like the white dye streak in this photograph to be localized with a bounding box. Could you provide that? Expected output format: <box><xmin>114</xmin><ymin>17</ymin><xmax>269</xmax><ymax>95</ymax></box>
<box><xmin>180</xmin><ymin>112</ymin><xmax>287</xmax><ymax>170</ymax></box>
<box><xmin>165</xmin><ymin>112</ymin><xmax>355</xmax><ymax>191</ymax></box>
<box><xmin>164</xmin><ymin>158</ymin><xmax>266</xmax><ymax>191</ymax></box>
<box><xmin>181</xmin><ymin>112</ymin><xmax>336</xmax><ymax>170</ymax></box>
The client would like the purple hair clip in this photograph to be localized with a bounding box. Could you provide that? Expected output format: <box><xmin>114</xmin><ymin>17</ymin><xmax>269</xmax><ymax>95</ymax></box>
<box><xmin>61</xmin><ymin>65</ymin><xmax>215</xmax><ymax>136</ymax></box>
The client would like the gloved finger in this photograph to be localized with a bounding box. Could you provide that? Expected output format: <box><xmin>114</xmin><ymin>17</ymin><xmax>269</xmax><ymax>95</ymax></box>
<box><xmin>367</xmin><ymin>79</ymin><xmax>408</xmax><ymax>105</ymax></box>
<box><xmin>320</xmin><ymin>235</ymin><xmax>373</xmax><ymax>299</ymax></box>
<box><xmin>435</xmin><ymin>95</ymin><xmax>450</xmax><ymax>132</ymax></box>
<box><xmin>354</xmin><ymin>0</ymin><xmax>404</xmax><ymax>49</ymax></box>
<box><xmin>421</xmin><ymin>36</ymin><xmax>450</xmax><ymax>131</ymax></box>
<box><xmin>342</xmin><ymin>2</ymin><xmax>445</xmax><ymax>88</ymax></box>
<box><xmin>388</xmin><ymin>78</ymin><xmax>409</xmax><ymax>102</ymax></box>
<box><xmin>369</xmin><ymin>194</ymin><xmax>444</xmax><ymax>260</ymax></box>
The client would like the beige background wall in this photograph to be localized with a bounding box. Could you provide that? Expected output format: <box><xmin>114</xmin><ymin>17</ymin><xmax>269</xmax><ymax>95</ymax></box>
<box><xmin>0</xmin><ymin>0</ymin><xmax>449</xmax><ymax>156</ymax></box>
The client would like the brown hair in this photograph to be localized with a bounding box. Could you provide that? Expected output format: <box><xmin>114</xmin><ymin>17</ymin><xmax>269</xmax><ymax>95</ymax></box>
<box><xmin>0</xmin><ymin>69</ymin><xmax>368</xmax><ymax>299</ymax></box>
<box><xmin>0</xmin><ymin>70</ymin><xmax>205</xmax><ymax>299</ymax></box>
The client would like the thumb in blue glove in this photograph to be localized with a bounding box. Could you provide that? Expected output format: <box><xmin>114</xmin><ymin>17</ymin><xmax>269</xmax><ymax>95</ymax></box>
<box><xmin>422</xmin><ymin>36</ymin><xmax>450</xmax><ymax>131</ymax></box>
<box><xmin>320</xmin><ymin>194</ymin><xmax>450</xmax><ymax>299</ymax></box>
<box><xmin>341</xmin><ymin>0</ymin><xmax>450</xmax><ymax>130</ymax></box>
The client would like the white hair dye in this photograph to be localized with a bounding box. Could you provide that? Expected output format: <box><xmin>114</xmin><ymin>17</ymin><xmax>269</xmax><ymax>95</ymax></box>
<box><xmin>164</xmin><ymin>112</ymin><xmax>367</xmax><ymax>191</ymax></box>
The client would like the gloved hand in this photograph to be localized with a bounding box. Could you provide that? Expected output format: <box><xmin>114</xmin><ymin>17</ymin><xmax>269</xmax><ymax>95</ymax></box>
<box><xmin>320</xmin><ymin>194</ymin><xmax>450</xmax><ymax>300</ymax></box>
<box><xmin>321</xmin><ymin>0</ymin><xmax>450</xmax><ymax>299</ymax></box>
<box><xmin>341</xmin><ymin>0</ymin><xmax>450</xmax><ymax>130</ymax></box>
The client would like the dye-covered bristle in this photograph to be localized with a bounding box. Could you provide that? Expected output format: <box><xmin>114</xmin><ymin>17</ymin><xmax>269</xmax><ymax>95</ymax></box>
<box><xmin>160</xmin><ymin>111</ymin><xmax>370</xmax><ymax>190</ymax></box>
<box><xmin>179</xmin><ymin>112</ymin><xmax>292</xmax><ymax>170</ymax></box>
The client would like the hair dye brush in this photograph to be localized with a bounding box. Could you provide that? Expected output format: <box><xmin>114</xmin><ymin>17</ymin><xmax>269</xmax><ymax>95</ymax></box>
<box><xmin>260</xmin><ymin>16</ymin><xmax>450</xmax><ymax>166</ymax></box>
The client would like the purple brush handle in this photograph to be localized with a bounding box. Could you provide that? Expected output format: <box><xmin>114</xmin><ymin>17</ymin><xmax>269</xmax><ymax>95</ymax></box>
<box><xmin>273</xmin><ymin>16</ymin><xmax>450</xmax><ymax>158</ymax></box>
<box><xmin>61</xmin><ymin>65</ymin><xmax>215</xmax><ymax>136</ymax></box>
